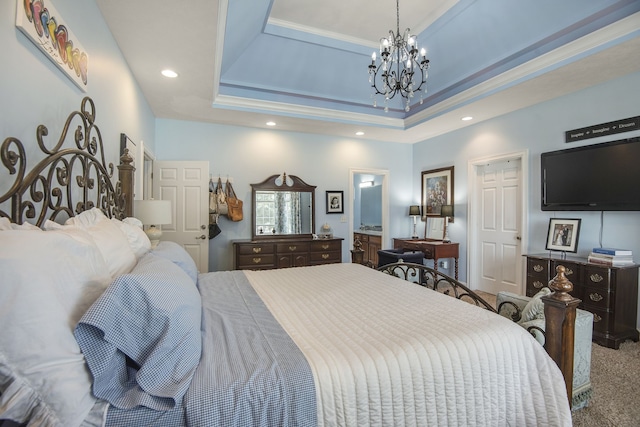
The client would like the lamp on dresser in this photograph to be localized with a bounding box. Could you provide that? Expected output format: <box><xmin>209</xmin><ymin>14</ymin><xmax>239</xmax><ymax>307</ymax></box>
<box><xmin>134</xmin><ymin>199</ymin><xmax>172</xmax><ymax>248</ymax></box>
<box><xmin>440</xmin><ymin>204</ymin><xmax>453</xmax><ymax>243</ymax></box>
<box><xmin>409</xmin><ymin>205</ymin><xmax>421</xmax><ymax>239</ymax></box>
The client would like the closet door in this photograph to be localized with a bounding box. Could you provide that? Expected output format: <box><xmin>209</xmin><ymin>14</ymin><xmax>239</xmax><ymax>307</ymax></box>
<box><xmin>153</xmin><ymin>161</ymin><xmax>210</xmax><ymax>272</ymax></box>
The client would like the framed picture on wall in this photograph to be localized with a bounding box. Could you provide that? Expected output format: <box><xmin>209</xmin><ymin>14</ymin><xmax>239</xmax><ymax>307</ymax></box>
<box><xmin>421</xmin><ymin>166</ymin><xmax>454</xmax><ymax>217</ymax></box>
<box><xmin>326</xmin><ymin>191</ymin><xmax>344</xmax><ymax>214</ymax></box>
<box><xmin>545</xmin><ymin>218</ymin><xmax>581</xmax><ymax>253</ymax></box>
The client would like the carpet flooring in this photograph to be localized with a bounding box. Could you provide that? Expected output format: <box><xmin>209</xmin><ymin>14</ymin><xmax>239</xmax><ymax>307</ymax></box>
<box><xmin>475</xmin><ymin>290</ymin><xmax>640</xmax><ymax>426</ymax></box>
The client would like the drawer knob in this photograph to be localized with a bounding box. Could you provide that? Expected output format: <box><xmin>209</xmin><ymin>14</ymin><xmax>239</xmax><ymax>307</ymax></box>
<box><xmin>590</xmin><ymin>273</ymin><xmax>604</xmax><ymax>283</ymax></box>
<box><xmin>533</xmin><ymin>264</ymin><xmax>544</xmax><ymax>273</ymax></box>
<box><xmin>322</xmin><ymin>253</ymin><xmax>329</xmax><ymax>259</ymax></box>
<box><xmin>533</xmin><ymin>280</ymin><xmax>544</xmax><ymax>289</ymax></box>
<box><xmin>252</xmin><ymin>257</ymin><xmax>262</xmax><ymax>263</ymax></box>
<box><xmin>322</xmin><ymin>244</ymin><xmax>329</xmax><ymax>250</ymax></box>
<box><xmin>252</xmin><ymin>247</ymin><xmax>262</xmax><ymax>253</ymax></box>
<box><xmin>289</xmin><ymin>245</ymin><xmax>297</xmax><ymax>251</ymax></box>
<box><xmin>589</xmin><ymin>293</ymin><xmax>603</xmax><ymax>302</ymax></box>
<box><xmin>593</xmin><ymin>313</ymin><xmax>602</xmax><ymax>323</ymax></box>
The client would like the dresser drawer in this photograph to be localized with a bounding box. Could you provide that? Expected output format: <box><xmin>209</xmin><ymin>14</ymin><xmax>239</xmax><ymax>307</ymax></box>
<box><xmin>277</xmin><ymin>242</ymin><xmax>310</xmax><ymax>253</ymax></box>
<box><xmin>237</xmin><ymin>243</ymin><xmax>274</xmax><ymax>255</ymax></box>
<box><xmin>526</xmin><ymin>276</ymin><xmax>548</xmax><ymax>297</ymax></box>
<box><xmin>581</xmin><ymin>287</ymin><xmax>612</xmax><ymax>310</ymax></box>
<box><xmin>237</xmin><ymin>254</ymin><xmax>275</xmax><ymax>269</ymax></box>
<box><xmin>551</xmin><ymin>260</ymin><xmax>580</xmax><ymax>283</ymax></box>
<box><xmin>311</xmin><ymin>240</ymin><xmax>341</xmax><ymax>252</ymax></box>
<box><xmin>527</xmin><ymin>257</ymin><xmax>551</xmax><ymax>278</ymax></box>
<box><xmin>583</xmin><ymin>266</ymin><xmax>612</xmax><ymax>290</ymax></box>
<box><xmin>584</xmin><ymin>307</ymin><xmax>612</xmax><ymax>335</ymax></box>
<box><xmin>310</xmin><ymin>250</ymin><xmax>341</xmax><ymax>264</ymax></box>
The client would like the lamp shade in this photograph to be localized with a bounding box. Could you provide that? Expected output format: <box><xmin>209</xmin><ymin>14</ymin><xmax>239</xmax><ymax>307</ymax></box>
<box><xmin>440</xmin><ymin>204</ymin><xmax>453</xmax><ymax>218</ymax></box>
<box><xmin>134</xmin><ymin>199</ymin><xmax>172</xmax><ymax>225</ymax></box>
<box><xmin>409</xmin><ymin>205</ymin><xmax>421</xmax><ymax>216</ymax></box>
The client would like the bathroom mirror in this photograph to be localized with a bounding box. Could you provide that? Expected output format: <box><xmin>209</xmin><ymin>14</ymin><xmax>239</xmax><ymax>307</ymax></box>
<box><xmin>354</xmin><ymin>173</ymin><xmax>383</xmax><ymax>232</ymax></box>
<box><xmin>425</xmin><ymin>217</ymin><xmax>445</xmax><ymax>240</ymax></box>
<box><xmin>251</xmin><ymin>173</ymin><xmax>316</xmax><ymax>240</ymax></box>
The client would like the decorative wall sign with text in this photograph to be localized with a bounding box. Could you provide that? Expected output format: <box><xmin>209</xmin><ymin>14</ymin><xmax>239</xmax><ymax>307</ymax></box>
<box><xmin>565</xmin><ymin>116</ymin><xmax>639</xmax><ymax>143</ymax></box>
<box><xmin>16</xmin><ymin>0</ymin><xmax>88</xmax><ymax>91</ymax></box>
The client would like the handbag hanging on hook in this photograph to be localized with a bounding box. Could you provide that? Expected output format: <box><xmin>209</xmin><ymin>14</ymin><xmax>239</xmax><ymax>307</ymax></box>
<box><xmin>225</xmin><ymin>179</ymin><xmax>243</xmax><ymax>222</ymax></box>
<box><xmin>214</xmin><ymin>177</ymin><xmax>228</xmax><ymax>215</ymax></box>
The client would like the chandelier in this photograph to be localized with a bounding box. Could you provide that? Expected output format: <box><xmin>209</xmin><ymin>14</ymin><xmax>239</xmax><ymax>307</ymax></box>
<box><xmin>368</xmin><ymin>0</ymin><xmax>430</xmax><ymax>112</ymax></box>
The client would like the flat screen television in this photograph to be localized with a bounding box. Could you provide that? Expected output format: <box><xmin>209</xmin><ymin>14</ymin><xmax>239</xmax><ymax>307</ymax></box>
<box><xmin>541</xmin><ymin>136</ymin><xmax>640</xmax><ymax>211</ymax></box>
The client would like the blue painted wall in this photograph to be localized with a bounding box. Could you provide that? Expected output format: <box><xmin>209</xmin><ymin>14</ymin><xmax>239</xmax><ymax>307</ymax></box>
<box><xmin>0</xmin><ymin>0</ymin><xmax>155</xmax><ymax>173</ymax></box>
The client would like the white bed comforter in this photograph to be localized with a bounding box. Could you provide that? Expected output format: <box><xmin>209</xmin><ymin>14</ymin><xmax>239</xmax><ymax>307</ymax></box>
<box><xmin>245</xmin><ymin>263</ymin><xmax>571</xmax><ymax>427</ymax></box>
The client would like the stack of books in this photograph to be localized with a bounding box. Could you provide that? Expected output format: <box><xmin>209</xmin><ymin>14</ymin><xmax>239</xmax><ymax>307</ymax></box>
<box><xmin>588</xmin><ymin>247</ymin><xmax>635</xmax><ymax>266</ymax></box>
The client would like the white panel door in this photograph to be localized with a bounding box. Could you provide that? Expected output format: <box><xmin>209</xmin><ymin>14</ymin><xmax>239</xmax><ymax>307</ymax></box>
<box><xmin>476</xmin><ymin>158</ymin><xmax>522</xmax><ymax>294</ymax></box>
<box><xmin>153</xmin><ymin>161</ymin><xmax>209</xmax><ymax>272</ymax></box>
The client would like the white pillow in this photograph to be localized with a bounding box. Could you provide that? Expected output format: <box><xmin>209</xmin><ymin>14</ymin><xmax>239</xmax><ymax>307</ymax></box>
<box><xmin>46</xmin><ymin>214</ymin><xmax>137</xmax><ymax>278</ymax></box>
<box><xmin>0</xmin><ymin>228</ymin><xmax>112</xmax><ymax>426</ymax></box>
<box><xmin>111</xmin><ymin>217</ymin><xmax>151</xmax><ymax>259</ymax></box>
<box><xmin>0</xmin><ymin>217</ymin><xmax>40</xmax><ymax>231</ymax></box>
<box><xmin>64</xmin><ymin>207</ymin><xmax>108</xmax><ymax>227</ymax></box>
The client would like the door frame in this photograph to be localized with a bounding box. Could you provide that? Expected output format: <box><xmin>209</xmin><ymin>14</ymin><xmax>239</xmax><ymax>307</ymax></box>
<box><xmin>467</xmin><ymin>150</ymin><xmax>529</xmax><ymax>293</ymax></box>
<box><xmin>349</xmin><ymin>168</ymin><xmax>390</xmax><ymax>254</ymax></box>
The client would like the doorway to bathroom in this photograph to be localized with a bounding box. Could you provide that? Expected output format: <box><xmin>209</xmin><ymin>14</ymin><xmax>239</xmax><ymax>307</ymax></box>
<box><xmin>349</xmin><ymin>168</ymin><xmax>389</xmax><ymax>263</ymax></box>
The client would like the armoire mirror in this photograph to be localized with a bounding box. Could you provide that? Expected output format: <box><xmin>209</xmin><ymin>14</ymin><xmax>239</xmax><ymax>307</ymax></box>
<box><xmin>251</xmin><ymin>173</ymin><xmax>316</xmax><ymax>240</ymax></box>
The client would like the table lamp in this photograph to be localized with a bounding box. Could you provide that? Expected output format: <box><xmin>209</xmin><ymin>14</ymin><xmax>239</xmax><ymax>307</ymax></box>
<box><xmin>134</xmin><ymin>199</ymin><xmax>172</xmax><ymax>248</ymax></box>
<box><xmin>409</xmin><ymin>205</ymin><xmax>421</xmax><ymax>239</ymax></box>
<box><xmin>440</xmin><ymin>204</ymin><xmax>453</xmax><ymax>243</ymax></box>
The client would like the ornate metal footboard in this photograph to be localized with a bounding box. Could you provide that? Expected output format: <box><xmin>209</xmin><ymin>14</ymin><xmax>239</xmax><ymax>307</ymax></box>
<box><xmin>0</xmin><ymin>97</ymin><xmax>134</xmax><ymax>225</ymax></box>
<box><xmin>377</xmin><ymin>261</ymin><xmax>580</xmax><ymax>409</ymax></box>
<box><xmin>377</xmin><ymin>261</ymin><xmax>498</xmax><ymax>313</ymax></box>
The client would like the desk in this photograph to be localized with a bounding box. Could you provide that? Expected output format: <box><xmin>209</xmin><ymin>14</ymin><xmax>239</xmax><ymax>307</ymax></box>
<box><xmin>393</xmin><ymin>238</ymin><xmax>460</xmax><ymax>279</ymax></box>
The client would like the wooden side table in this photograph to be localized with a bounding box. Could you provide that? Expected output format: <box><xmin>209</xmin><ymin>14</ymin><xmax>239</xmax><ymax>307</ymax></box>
<box><xmin>393</xmin><ymin>238</ymin><xmax>460</xmax><ymax>279</ymax></box>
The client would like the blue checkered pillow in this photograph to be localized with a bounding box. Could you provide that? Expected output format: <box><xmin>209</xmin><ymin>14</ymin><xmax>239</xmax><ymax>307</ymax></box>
<box><xmin>152</xmin><ymin>241</ymin><xmax>199</xmax><ymax>284</ymax></box>
<box><xmin>74</xmin><ymin>252</ymin><xmax>202</xmax><ymax>410</ymax></box>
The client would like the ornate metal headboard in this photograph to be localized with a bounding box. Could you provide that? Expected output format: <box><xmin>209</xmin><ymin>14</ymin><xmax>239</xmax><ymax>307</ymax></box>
<box><xmin>0</xmin><ymin>97</ymin><xmax>134</xmax><ymax>226</ymax></box>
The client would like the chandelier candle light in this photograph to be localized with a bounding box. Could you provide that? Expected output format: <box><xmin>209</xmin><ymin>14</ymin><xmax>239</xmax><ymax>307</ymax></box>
<box><xmin>368</xmin><ymin>0</ymin><xmax>430</xmax><ymax>112</ymax></box>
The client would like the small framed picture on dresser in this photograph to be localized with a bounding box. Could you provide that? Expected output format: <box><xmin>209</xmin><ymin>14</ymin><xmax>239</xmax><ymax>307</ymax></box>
<box><xmin>545</xmin><ymin>218</ymin><xmax>581</xmax><ymax>253</ymax></box>
<box><xmin>326</xmin><ymin>191</ymin><xmax>344</xmax><ymax>214</ymax></box>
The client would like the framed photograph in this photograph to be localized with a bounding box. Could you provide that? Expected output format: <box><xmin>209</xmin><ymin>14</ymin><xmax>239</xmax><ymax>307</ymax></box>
<box><xmin>421</xmin><ymin>166</ymin><xmax>454</xmax><ymax>218</ymax></box>
<box><xmin>545</xmin><ymin>218</ymin><xmax>581</xmax><ymax>253</ymax></box>
<box><xmin>326</xmin><ymin>191</ymin><xmax>344</xmax><ymax>214</ymax></box>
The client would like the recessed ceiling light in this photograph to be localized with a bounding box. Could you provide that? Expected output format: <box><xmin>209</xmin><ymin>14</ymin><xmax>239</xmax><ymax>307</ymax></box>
<box><xmin>161</xmin><ymin>69</ymin><xmax>178</xmax><ymax>78</ymax></box>
<box><xmin>266</xmin><ymin>121</ymin><xmax>276</xmax><ymax>126</ymax></box>
<box><xmin>461</xmin><ymin>116</ymin><xmax>473</xmax><ymax>121</ymax></box>
<box><xmin>355</xmin><ymin>131</ymin><xmax>365</xmax><ymax>136</ymax></box>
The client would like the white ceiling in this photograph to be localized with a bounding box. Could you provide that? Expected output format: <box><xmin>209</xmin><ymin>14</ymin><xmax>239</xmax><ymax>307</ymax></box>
<box><xmin>96</xmin><ymin>0</ymin><xmax>640</xmax><ymax>144</ymax></box>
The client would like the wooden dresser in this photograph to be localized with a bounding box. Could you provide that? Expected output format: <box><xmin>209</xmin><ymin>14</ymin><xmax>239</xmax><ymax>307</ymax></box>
<box><xmin>525</xmin><ymin>253</ymin><xmax>639</xmax><ymax>349</ymax></box>
<box><xmin>233</xmin><ymin>238</ymin><xmax>343</xmax><ymax>270</ymax></box>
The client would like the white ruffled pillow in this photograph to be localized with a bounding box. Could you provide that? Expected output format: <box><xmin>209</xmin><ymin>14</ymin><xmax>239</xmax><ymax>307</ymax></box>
<box><xmin>44</xmin><ymin>209</ymin><xmax>137</xmax><ymax>278</ymax></box>
<box><xmin>0</xmin><ymin>217</ymin><xmax>40</xmax><ymax>231</ymax></box>
<box><xmin>111</xmin><ymin>217</ymin><xmax>151</xmax><ymax>259</ymax></box>
<box><xmin>0</xmin><ymin>227</ymin><xmax>112</xmax><ymax>426</ymax></box>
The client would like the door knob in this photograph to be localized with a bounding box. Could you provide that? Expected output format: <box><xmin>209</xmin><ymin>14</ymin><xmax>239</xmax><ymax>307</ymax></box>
<box><xmin>196</xmin><ymin>235</ymin><xmax>206</xmax><ymax>240</ymax></box>
<box><xmin>201</xmin><ymin>224</ymin><xmax>206</xmax><ymax>230</ymax></box>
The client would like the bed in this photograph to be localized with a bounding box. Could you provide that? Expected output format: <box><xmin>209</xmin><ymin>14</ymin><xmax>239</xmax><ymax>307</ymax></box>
<box><xmin>0</xmin><ymin>98</ymin><xmax>573</xmax><ymax>426</ymax></box>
